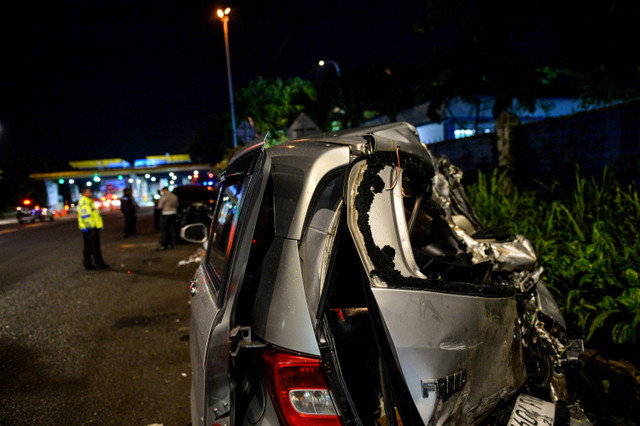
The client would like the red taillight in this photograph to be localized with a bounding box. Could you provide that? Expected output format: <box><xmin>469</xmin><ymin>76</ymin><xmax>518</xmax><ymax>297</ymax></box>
<box><xmin>261</xmin><ymin>349</ymin><xmax>341</xmax><ymax>426</ymax></box>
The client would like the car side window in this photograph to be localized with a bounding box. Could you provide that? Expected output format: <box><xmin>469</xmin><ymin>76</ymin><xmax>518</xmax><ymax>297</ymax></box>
<box><xmin>207</xmin><ymin>179</ymin><xmax>246</xmax><ymax>289</ymax></box>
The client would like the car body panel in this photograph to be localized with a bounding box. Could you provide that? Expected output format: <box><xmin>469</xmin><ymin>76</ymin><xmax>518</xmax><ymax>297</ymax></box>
<box><xmin>347</xmin><ymin>164</ymin><xmax>425</xmax><ymax>284</ymax></box>
<box><xmin>251</xmin><ymin>237</ymin><xmax>320</xmax><ymax>356</ymax></box>
<box><xmin>344</xmin><ymin>135</ymin><xmax>527</xmax><ymax>423</ymax></box>
<box><xmin>298</xmin><ymin>173</ymin><xmax>344</xmax><ymax>322</ymax></box>
<box><xmin>371</xmin><ymin>288</ymin><xmax>525</xmax><ymax>423</ymax></box>
<box><xmin>189</xmin><ymin>266</ymin><xmax>219</xmax><ymax>424</ymax></box>
<box><xmin>188</xmin><ymin>123</ymin><xmax>586</xmax><ymax>425</ymax></box>
<box><xmin>268</xmin><ymin>142</ymin><xmax>349</xmax><ymax>240</ymax></box>
<box><xmin>190</xmin><ymin>137</ymin><xmax>270</xmax><ymax>425</ymax></box>
<box><xmin>314</xmin><ymin>121</ymin><xmax>428</xmax><ymax>158</ymax></box>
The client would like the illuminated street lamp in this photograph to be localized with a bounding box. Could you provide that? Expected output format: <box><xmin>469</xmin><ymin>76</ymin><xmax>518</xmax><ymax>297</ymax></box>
<box><xmin>319</xmin><ymin>59</ymin><xmax>345</xmax><ymax>130</ymax></box>
<box><xmin>217</xmin><ymin>7</ymin><xmax>238</xmax><ymax>148</ymax></box>
<box><xmin>318</xmin><ymin>59</ymin><xmax>341</xmax><ymax>77</ymax></box>
<box><xmin>319</xmin><ymin>58</ymin><xmax>343</xmax><ymax>99</ymax></box>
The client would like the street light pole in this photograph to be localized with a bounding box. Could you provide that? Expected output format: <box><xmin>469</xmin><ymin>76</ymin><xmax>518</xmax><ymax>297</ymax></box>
<box><xmin>319</xmin><ymin>59</ymin><xmax>343</xmax><ymax>100</ymax></box>
<box><xmin>217</xmin><ymin>7</ymin><xmax>237</xmax><ymax>148</ymax></box>
<box><xmin>318</xmin><ymin>59</ymin><xmax>341</xmax><ymax>77</ymax></box>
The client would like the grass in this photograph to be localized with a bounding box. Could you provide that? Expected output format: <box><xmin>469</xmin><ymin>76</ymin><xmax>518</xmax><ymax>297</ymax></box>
<box><xmin>466</xmin><ymin>168</ymin><xmax>640</xmax><ymax>351</ymax></box>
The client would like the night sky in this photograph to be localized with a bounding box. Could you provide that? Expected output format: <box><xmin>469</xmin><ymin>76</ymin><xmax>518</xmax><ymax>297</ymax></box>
<box><xmin>1</xmin><ymin>0</ymin><xmax>428</xmax><ymax>168</ymax></box>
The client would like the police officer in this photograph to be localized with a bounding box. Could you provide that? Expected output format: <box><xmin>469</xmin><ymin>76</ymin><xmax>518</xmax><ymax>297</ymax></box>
<box><xmin>78</xmin><ymin>187</ymin><xmax>109</xmax><ymax>270</ymax></box>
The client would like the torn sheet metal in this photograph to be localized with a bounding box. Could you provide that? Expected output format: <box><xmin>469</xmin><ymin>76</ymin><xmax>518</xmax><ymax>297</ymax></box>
<box><xmin>347</xmin><ymin>162</ymin><xmax>425</xmax><ymax>287</ymax></box>
<box><xmin>346</xmin><ymin>150</ymin><xmax>514</xmax><ymax>297</ymax></box>
<box><xmin>452</xmin><ymin>228</ymin><xmax>538</xmax><ymax>272</ymax></box>
<box><xmin>336</xmin><ymin>126</ymin><xmax>588</xmax><ymax>425</ymax></box>
<box><xmin>346</xmin><ymin>145</ymin><xmax>538</xmax><ymax>288</ymax></box>
<box><xmin>431</xmin><ymin>157</ymin><xmax>537</xmax><ymax>272</ymax></box>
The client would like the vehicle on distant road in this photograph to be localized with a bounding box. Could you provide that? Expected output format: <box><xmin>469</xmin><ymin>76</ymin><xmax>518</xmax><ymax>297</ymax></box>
<box><xmin>16</xmin><ymin>199</ymin><xmax>55</xmax><ymax>224</ymax></box>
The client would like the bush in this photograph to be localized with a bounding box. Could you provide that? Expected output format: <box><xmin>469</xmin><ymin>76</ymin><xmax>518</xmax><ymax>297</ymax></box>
<box><xmin>466</xmin><ymin>168</ymin><xmax>640</xmax><ymax>348</ymax></box>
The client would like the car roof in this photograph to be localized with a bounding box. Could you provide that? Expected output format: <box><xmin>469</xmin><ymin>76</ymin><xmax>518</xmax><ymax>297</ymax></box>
<box><xmin>258</xmin><ymin>122</ymin><xmax>430</xmax><ymax>240</ymax></box>
<box><xmin>289</xmin><ymin>121</ymin><xmax>427</xmax><ymax>157</ymax></box>
<box><xmin>226</xmin><ymin>122</ymin><xmax>426</xmax><ymax>172</ymax></box>
<box><xmin>220</xmin><ymin>123</ymin><xmax>431</xmax><ymax>241</ymax></box>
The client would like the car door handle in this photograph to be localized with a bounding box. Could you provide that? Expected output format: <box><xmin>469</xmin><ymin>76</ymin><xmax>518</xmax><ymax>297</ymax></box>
<box><xmin>190</xmin><ymin>281</ymin><xmax>197</xmax><ymax>296</ymax></box>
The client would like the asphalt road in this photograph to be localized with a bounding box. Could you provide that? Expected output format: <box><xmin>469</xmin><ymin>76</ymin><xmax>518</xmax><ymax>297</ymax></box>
<box><xmin>0</xmin><ymin>208</ymin><xmax>201</xmax><ymax>425</ymax></box>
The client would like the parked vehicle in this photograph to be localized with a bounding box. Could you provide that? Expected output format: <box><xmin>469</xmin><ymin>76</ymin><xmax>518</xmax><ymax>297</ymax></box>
<box><xmin>172</xmin><ymin>185</ymin><xmax>218</xmax><ymax>229</ymax></box>
<box><xmin>16</xmin><ymin>199</ymin><xmax>55</xmax><ymax>224</ymax></box>
<box><xmin>182</xmin><ymin>123</ymin><xmax>591</xmax><ymax>425</ymax></box>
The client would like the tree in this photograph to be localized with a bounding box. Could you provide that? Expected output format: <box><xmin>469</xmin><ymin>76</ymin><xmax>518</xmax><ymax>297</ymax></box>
<box><xmin>539</xmin><ymin>0</ymin><xmax>640</xmax><ymax>108</ymax></box>
<box><xmin>416</xmin><ymin>0</ymin><xmax>640</xmax><ymax>116</ymax></box>
<box><xmin>340</xmin><ymin>62</ymin><xmax>433</xmax><ymax>127</ymax></box>
<box><xmin>186</xmin><ymin>76</ymin><xmax>319</xmax><ymax>166</ymax></box>
<box><xmin>235</xmin><ymin>76</ymin><xmax>317</xmax><ymax>146</ymax></box>
<box><xmin>185</xmin><ymin>112</ymin><xmax>232</xmax><ymax>164</ymax></box>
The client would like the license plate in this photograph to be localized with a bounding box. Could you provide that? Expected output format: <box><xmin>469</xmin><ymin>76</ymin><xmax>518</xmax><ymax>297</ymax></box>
<box><xmin>507</xmin><ymin>394</ymin><xmax>555</xmax><ymax>426</ymax></box>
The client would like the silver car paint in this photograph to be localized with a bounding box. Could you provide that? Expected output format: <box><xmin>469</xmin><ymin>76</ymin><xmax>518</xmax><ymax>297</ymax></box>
<box><xmin>190</xmin><ymin>142</ymin><xmax>271</xmax><ymax>425</ymax></box>
<box><xmin>246</xmin><ymin>124</ymin><xmax>435</xmax><ymax>367</ymax></box>
<box><xmin>252</xmin><ymin>237</ymin><xmax>321</xmax><ymax>356</ymax></box>
<box><xmin>251</xmin><ymin>143</ymin><xmax>352</xmax><ymax>355</ymax></box>
<box><xmin>432</xmin><ymin>159</ymin><xmax>538</xmax><ymax>272</ymax></box>
<box><xmin>269</xmin><ymin>142</ymin><xmax>350</xmax><ymax>240</ymax></box>
<box><xmin>191</xmin><ymin>122</ymin><xmax>574</xmax><ymax>425</ymax></box>
<box><xmin>299</xmin><ymin>198</ymin><xmax>344</xmax><ymax>322</ymax></box>
<box><xmin>314</xmin><ymin>121</ymin><xmax>428</xmax><ymax>158</ymax></box>
<box><xmin>189</xmin><ymin>266</ymin><xmax>218</xmax><ymax>425</ymax></box>
<box><xmin>257</xmin><ymin>122</ymin><xmax>527</xmax><ymax>419</ymax></box>
<box><xmin>347</xmin><ymin>163</ymin><xmax>425</xmax><ymax>285</ymax></box>
<box><xmin>344</xmin><ymin>132</ymin><xmax>528</xmax><ymax>423</ymax></box>
<box><xmin>371</xmin><ymin>288</ymin><xmax>526</xmax><ymax>424</ymax></box>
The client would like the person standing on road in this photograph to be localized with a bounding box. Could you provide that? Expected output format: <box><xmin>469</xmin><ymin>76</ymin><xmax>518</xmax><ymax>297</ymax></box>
<box><xmin>78</xmin><ymin>187</ymin><xmax>109</xmax><ymax>270</ymax></box>
<box><xmin>153</xmin><ymin>189</ymin><xmax>162</xmax><ymax>231</ymax></box>
<box><xmin>120</xmin><ymin>188</ymin><xmax>138</xmax><ymax>238</ymax></box>
<box><xmin>157</xmin><ymin>186</ymin><xmax>179</xmax><ymax>250</ymax></box>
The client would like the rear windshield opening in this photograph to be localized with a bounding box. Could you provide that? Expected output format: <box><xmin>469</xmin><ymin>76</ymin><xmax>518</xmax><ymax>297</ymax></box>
<box><xmin>401</xmin><ymin>172</ymin><xmax>492</xmax><ymax>286</ymax></box>
<box><xmin>349</xmin><ymin>153</ymin><xmax>513</xmax><ymax>296</ymax></box>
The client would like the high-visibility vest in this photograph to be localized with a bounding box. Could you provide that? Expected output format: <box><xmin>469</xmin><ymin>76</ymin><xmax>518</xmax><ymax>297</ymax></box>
<box><xmin>77</xmin><ymin>195</ymin><xmax>104</xmax><ymax>230</ymax></box>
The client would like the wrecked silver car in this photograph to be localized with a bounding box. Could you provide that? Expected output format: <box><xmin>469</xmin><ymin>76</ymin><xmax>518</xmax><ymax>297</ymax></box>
<box><xmin>183</xmin><ymin>122</ymin><xmax>591</xmax><ymax>425</ymax></box>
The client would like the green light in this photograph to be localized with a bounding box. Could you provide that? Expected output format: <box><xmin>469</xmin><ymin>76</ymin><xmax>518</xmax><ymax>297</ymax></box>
<box><xmin>118</xmin><ymin>175</ymin><xmax>123</xmax><ymax>180</ymax></box>
<box><xmin>58</xmin><ymin>179</ymin><xmax>65</xmax><ymax>184</ymax></box>
<box><xmin>93</xmin><ymin>175</ymin><xmax>101</xmax><ymax>182</ymax></box>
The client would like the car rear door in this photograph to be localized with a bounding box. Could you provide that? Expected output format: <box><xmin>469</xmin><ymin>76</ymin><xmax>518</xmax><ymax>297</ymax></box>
<box><xmin>190</xmin><ymin>139</ymin><xmax>270</xmax><ymax>425</ymax></box>
<box><xmin>344</xmin><ymin>152</ymin><xmax>527</xmax><ymax>424</ymax></box>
